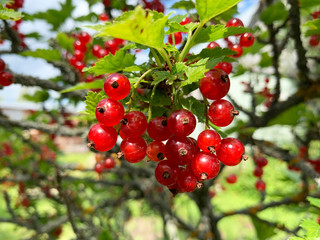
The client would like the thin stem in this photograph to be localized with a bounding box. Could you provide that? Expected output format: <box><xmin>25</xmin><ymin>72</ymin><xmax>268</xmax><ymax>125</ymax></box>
<box><xmin>157</xmin><ymin>47</ymin><xmax>172</xmax><ymax>70</ymax></box>
<box><xmin>177</xmin><ymin>21</ymin><xmax>205</xmax><ymax>62</ymax></box>
<box><xmin>147</xmin><ymin>83</ymin><xmax>159</xmax><ymax>122</ymax></box>
<box><xmin>150</xmin><ymin>48</ymin><xmax>162</xmax><ymax>67</ymax></box>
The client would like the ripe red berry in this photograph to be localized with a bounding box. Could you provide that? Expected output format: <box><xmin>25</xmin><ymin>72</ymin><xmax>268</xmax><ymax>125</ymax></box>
<box><xmin>105</xmin><ymin>39</ymin><xmax>118</xmax><ymax>55</ymax></box>
<box><xmin>114</xmin><ymin>38</ymin><xmax>125</xmax><ymax>46</ymax></box>
<box><xmin>74</xmin><ymin>61</ymin><xmax>86</xmax><ymax>72</ymax></box>
<box><xmin>189</xmin><ymin>137</ymin><xmax>200</xmax><ymax>154</ymax></box>
<box><xmin>168</xmin><ymin>32</ymin><xmax>183</xmax><ymax>45</ymax></box>
<box><xmin>78</xmin><ymin>32</ymin><xmax>91</xmax><ymax>44</ymax></box>
<box><xmin>226</xmin><ymin>174</ymin><xmax>237</xmax><ymax>184</ymax></box>
<box><xmin>120</xmin><ymin>137</ymin><xmax>147</xmax><ymax>163</ymax></box>
<box><xmin>103</xmin><ymin>0</ymin><xmax>111</xmax><ymax>7</ymax></box>
<box><xmin>226</xmin><ymin>18</ymin><xmax>244</xmax><ymax>28</ymax></box>
<box><xmin>230</xmin><ymin>44</ymin><xmax>243</xmax><ymax>58</ymax></box>
<box><xmin>167</xmin><ymin>109</ymin><xmax>196</xmax><ymax>137</ymax></box>
<box><xmin>312</xmin><ymin>11</ymin><xmax>320</xmax><ymax>19</ymax></box>
<box><xmin>74</xmin><ymin>49</ymin><xmax>84</xmax><ymax>61</ymax></box>
<box><xmin>146</xmin><ymin>141</ymin><xmax>166</xmax><ymax>161</ymax></box>
<box><xmin>147</xmin><ymin>117</ymin><xmax>172</xmax><ymax>141</ymax></box>
<box><xmin>99</xmin><ymin>13</ymin><xmax>109</xmax><ymax>21</ymax></box>
<box><xmin>215</xmin><ymin>62</ymin><xmax>232</xmax><ymax>75</ymax></box>
<box><xmin>0</xmin><ymin>58</ymin><xmax>5</xmax><ymax>72</ymax></box>
<box><xmin>177</xmin><ymin>170</ymin><xmax>198</xmax><ymax>192</ymax></box>
<box><xmin>254</xmin><ymin>155</ymin><xmax>268</xmax><ymax>168</ymax></box>
<box><xmin>192</xmin><ymin>152</ymin><xmax>221</xmax><ymax>180</ymax></box>
<box><xmin>317</xmin><ymin>216</ymin><xmax>320</xmax><ymax>225</ymax></box>
<box><xmin>104</xmin><ymin>157</ymin><xmax>116</xmax><ymax>169</ymax></box>
<box><xmin>120</xmin><ymin>111</ymin><xmax>147</xmax><ymax>137</ymax></box>
<box><xmin>253</xmin><ymin>167</ymin><xmax>263</xmax><ymax>177</ymax></box>
<box><xmin>94</xmin><ymin>162</ymin><xmax>104</xmax><ymax>174</ymax></box>
<box><xmin>199</xmin><ymin>69</ymin><xmax>230</xmax><ymax>100</ymax></box>
<box><xmin>92</xmin><ymin>45</ymin><xmax>102</xmax><ymax>57</ymax></box>
<box><xmin>207</xmin><ymin>41</ymin><xmax>220</xmax><ymax>49</ymax></box>
<box><xmin>119</xmin><ymin>129</ymin><xmax>129</xmax><ymax>140</ymax></box>
<box><xmin>208</xmin><ymin>99</ymin><xmax>238</xmax><ymax>127</ymax></box>
<box><xmin>240</xmin><ymin>33</ymin><xmax>255</xmax><ymax>47</ymax></box>
<box><xmin>21</xmin><ymin>197</ymin><xmax>30</xmax><ymax>207</ymax></box>
<box><xmin>309</xmin><ymin>35</ymin><xmax>320</xmax><ymax>47</ymax></box>
<box><xmin>165</xmin><ymin>136</ymin><xmax>195</xmax><ymax>165</ymax></box>
<box><xmin>103</xmin><ymin>73</ymin><xmax>131</xmax><ymax>100</ymax></box>
<box><xmin>180</xmin><ymin>17</ymin><xmax>192</xmax><ymax>25</ymax></box>
<box><xmin>255</xmin><ymin>179</ymin><xmax>266</xmax><ymax>191</ymax></box>
<box><xmin>74</xmin><ymin>40</ymin><xmax>86</xmax><ymax>52</ymax></box>
<box><xmin>53</xmin><ymin>226</ymin><xmax>63</xmax><ymax>237</ymax></box>
<box><xmin>216</xmin><ymin>138</ymin><xmax>245</xmax><ymax>166</ymax></box>
<box><xmin>155</xmin><ymin>160</ymin><xmax>179</xmax><ymax>186</ymax></box>
<box><xmin>95</xmin><ymin>98</ymin><xmax>124</xmax><ymax>126</ymax></box>
<box><xmin>88</xmin><ymin>123</ymin><xmax>118</xmax><ymax>152</ymax></box>
<box><xmin>197</xmin><ymin>129</ymin><xmax>221</xmax><ymax>154</ymax></box>
<box><xmin>0</xmin><ymin>71</ymin><xmax>14</xmax><ymax>86</ymax></box>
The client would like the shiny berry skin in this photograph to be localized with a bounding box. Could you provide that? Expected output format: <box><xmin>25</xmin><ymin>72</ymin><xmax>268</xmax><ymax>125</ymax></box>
<box><xmin>207</xmin><ymin>41</ymin><xmax>220</xmax><ymax>49</ymax></box>
<box><xmin>312</xmin><ymin>11</ymin><xmax>320</xmax><ymax>19</ymax></box>
<box><xmin>92</xmin><ymin>45</ymin><xmax>102</xmax><ymax>57</ymax></box>
<box><xmin>103</xmin><ymin>73</ymin><xmax>131</xmax><ymax>100</ymax></box>
<box><xmin>74</xmin><ymin>49</ymin><xmax>84</xmax><ymax>61</ymax></box>
<box><xmin>167</xmin><ymin>109</ymin><xmax>196</xmax><ymax>137</ymax></box>
<box><xmin>0</xmin><ymin>58</ymin><xmax>5</xmax><ymax>72</ymax></box>
<box><xmin>254</xmin><ymin>156</ymin><xmax>268</xmax><ymax>168</ymax></box>
<box><xmin>0</xmin><ymin>71</ymin><xmax>14</xmax><ymax>86</ymax></box>
<box><xmin>253</xmin><ymin>167</ymin><xmax>263</xmax><ymax>177</ymax></box>
<box><xmin>114</xmin><ymin>38</ymin><xmax>125</xmax><ymax>46</ymax></box>
<box><xmin>120</xmin><ymin>137</ymin><xmax>147</xmax><ymax>163</ymax></box>
<box><xmin>105</xmin><ymin>39</ymin><xmax>118</xmax><ymax>55</ymax></box>
<box><xmin>215</xmin><ymin>62</ymin><xmax>232</xmax><ymax>75</ymax></box>
<box><xmin>226</xmin><ymin>18</ymin><xmax>244</xmax><ymax>28</ymax></box>
<box><xmin>121</xmin><ymin>111</ymin><xmax>147</xmax><ymax>137</ymax></box>
<box><xmin>103</xmin><ymin>0</ymin><xmax>111</xmax><ymax>7</ymax></box>
<box><xmin>78</xmin><ymin>32</ymin><xmax>91</xmax><ymax>44</ymax></box>
<box><xmin>146</xmin><ymin>141</ymin><xmax>166</xmax><ymax>162</ymax></box>
<box><xmin>309</xmin><ymin>35</ymin><xmax>320</xmax><ymax>47</ymax></box>
<box><xmin>199</xmin><ymin>69</ymin><xmax>230</xmax><ymax>100</ymax></box>
<box><xmin>180</xmin><ymin>17</ymin><xmax>192</xmax><ymax>25</ymax></box>
<box><xmin>255</xmin><ymin>179</ymin><xmax>266</xmax><ymax>191</ymax></box>
<box><xmin>216</xmin><ymin>138</ymin><xmax>245</xmax><ymax>166</ymax></box>
<box><xmin>95</xmin><ymin>98</ymin><xmax>124</xmax><ymax>126</ymax></box>
<box><xmin>155</xmin><ymin>160</ymin><xmax>179</xmax><ymax>186</ymax></box>
<box><xmin>197</xmin><ymin>129</ymin><xmax>221</xmax><ymax>153</ymax></box>
<box><xmin>177</xmin><ymin>170</ymin><xmax>198</xmax><ymax>192</ymax></box>
<box><xmin>189</xmin><ymin>137</ymin><xmax>200</xmax><ymax>154</ymax></box>
<box><xmin>104</xmin><ymin>157</ymin><xmax>116</xmax><ymax>169</ymax></box>
<box><xmin>165</xmin><ymin>136</ymin><xmax>195</xmax><ymax>165</ymax></box>
<box><xmin>226</xmin><ymin>174</ymin><xmax>237</xmax><ymax>184</ymax></box>
<box><xmin>74</xmin><ymin>61</ymin><xmax>85</xmax><ymax>72</ymax></box>
<box><xmin>230</xmin><ymin>44</ymin><xmax>243</xmax><ymax>58</ymax></box>
<box><xmin>168</xmin><ymin>32</ymin><xmax>183</xmax><ymax>45</ymax></box>
<box><xmin>147</xmin><ymin>117</ymin><xmax>172</xmax><ymax>141</ymax></box>
<box><xmin>74</xmin><ymin>40</ymin><xmax>86</xmax><ymax>52</ymax></box>
<box><xmin>208</xmin><ymin>99</ymin><xmax>238</xmax><ymax>127</ymax></box>
<box><xmin>94</xmin><ymin>162</ymin><xmax>104</xmax><ymax>174</ymax></box>
<box><xmin>88</xmin><ymin>123</ymin><xmax>118</xmax><ymax>152</ymax></box>
<box><xmin>240</xmin><ymin>33</ymin><xmax>255</xmax><ymax>47</ymax></box>
<box><xmin>119</xmin><ymin>129</ymin><xmax>128</xmax><ymax>140</ymax></box>
<box><xmin>192</xmin><ymin>152</ymin><xmax>220</xmax><ymax>180</ymax></box>
<box><xmin>99</xmin><ymin>13</ymin><xmax>109</xmax><ymax>21</ymax></box>
<box><xmin>98</xmin><ymin>48</ymin><xmax>108</xmax><ymax>58</ymax></box>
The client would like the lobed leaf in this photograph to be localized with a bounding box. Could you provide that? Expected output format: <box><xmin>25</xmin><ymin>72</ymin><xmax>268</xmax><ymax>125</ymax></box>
<box><xmin>56</xmin><ymin>32</ymin><xmax>74</xmax><ymax>53</ymax></box>
<box><xmin>0</xmin><ymin>5</ymin><xmax>23</xmax><ymax>20</ymax></box>
<box><xmin>60</xmin><ymin>80</ymin><xmax>104</xmax><ymax>93</ymax></box>
<box><xmin>170</xmin><ymin>1</ymin><xmax>195</xmax><ymax>11</ymax></box>
<box><xmin>20</xmin><ymin>49</ymin><xmax>61</xmax><ymax>61</ymax></box>
<box><xmin>260</xmin><ymin>1</ymin><xmax>288</xmax><ymax>25</ymax></box>
<box><xmin>81</xmin><ymin>91</ymin><xmax>108</xmax><ymax>116</ymax></box>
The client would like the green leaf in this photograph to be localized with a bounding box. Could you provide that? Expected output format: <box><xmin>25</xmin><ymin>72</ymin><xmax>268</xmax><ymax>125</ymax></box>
<box><xmin>181</xmin><ymin>96</ymin><xmax>206</xmax><ymax>123</ymax></box>
<box><xmin>23</xmin><ymin>90</ymin><xmax>50</xmax><ymax>103</ymax></box>
<box><xmin>259</xmin><ymin>52</ymin><xmax>272</xmax><ymax>67</ymax></box>
<box><xmin>21</xmin><ymin>49</ymin><xmax>61</xmax><ymax>61</ymax></box>
<box><xmin>98</xmin><ymin>228</ymin><xmax>113</xmax><ymax>240</ymax></box>
<box><xmin>75</xmin><ymin>12</ymin><xmax>98</xmax><ymax>22</ymax></box>
<box><xmin>151</xmin><ymin>71</ymin><xmax>172</xmax><ymax>85</ymax></box>
<box><xmin>268</xmin><ymin>103</ymin><xmax>306</xmax><ymax>126</ymax></box>
<box><xmin>168</xmin><ymin>14</ymin><xmax>188</xmax><ymax>23</ymax></box>
<box><xmin>194</xmin><ymin>25</ymin><xmax>250</xmax><ymax>44</ymax></box>
<box><xmin>60</xmin><ymin>80</ymin><xmax>104</xmax><ymax>93</ymax></box>
<box><xmin>260</xmin><ymin>1</ymin><xmax>288</xmax><ymax>25</ymax></box>
<box><xmin>250</xmin><ymin>216</ymin><xmax>276</xmax><ymax>240</ymax></box>
<box><xmin>300</xmin><ymin>0</ymin><xmax>320</xmax><ymax>9</ymax></box>
<box><xmin>0</xmin><ymin>5</ymin><xmax>23</xmax><ymax>20</ymax></box>
<box><xmin>166</xmin><ymin>21</ymin><xmax>189</xmax><ymax>34</ymax></box>
<box><xmin>148</xmin><ymin>89</ymin><xmax>171</xmax><ymax>106</ymax></box>
<box><xmin>196</xmin><ymin>47</ymin><xmax>235</xmax><ymax>60</ymax></box>
<box><xmin>307</xmin><ymin>197</ymin><xmax>320</xmax><ymax>209</ymax></box>
<box><xmin>123</xmin><ymin>65</ymin><xmax>143</xmax><ymax>72</ymax></box>
<box><xmin>170</xmin><ymin>1</ymin><xmax>195</xmax><ymax>11</ymax></box>
<box><xmin>304</xmin><ymin>19</ymin><xmax>320</xmax><ymax>37</ymax></box>
<box><xmin>300</xmin><ymin>219</ymin><xmax>320</xmax><ymax>238</ymax></box>
<box><xmin>25</xmin><ymin>32</ymin><xmax>42</xmax><ymax>40</ymax></box>
<box><xmin>87</xmin><ymin>6</ymin><xmax>168</xmax><ymax>49</ymax></box>
<box><xmin>195</xmin><ymin>0</ymin><xmax>241</xmax><ymax>23</ymax></box>
<box><xmin>82</xmin><ymin>91</ymin><xmax>108</xmax><ymax>116</ymax></box>
<box><xmin>151</xmin><ymin>106</ymin><xmax>167</xmax><ymax>118</ymax></box>
<box><xmin>83</xmin><ymin>48</ymin><xmax>135</xmax><ymax>76</ymax></box>
<box><xmin>56</xmin><ymin>32</ymin><xmax>74</xmax><ymax>52</ymax></box>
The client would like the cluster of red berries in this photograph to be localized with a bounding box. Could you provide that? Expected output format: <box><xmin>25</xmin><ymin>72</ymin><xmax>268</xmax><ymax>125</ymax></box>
<box><xmin>167</xmin><ymin>17</ymin><xmax>192</xmax><ymax>46</ymax></box>
<box><xmin>142</xmin><ymin>0</ymin><xmax>164</xmax><ymax>13</ymax></box>
<box><xmin>253</xmin><ymin>155</ymin><xmax>268</xmax><ymax>191</ymax></box>
<box><xmin>0</xmin><ymin>58</ymin><xmax>14</xmax><ymax>87</ymax></box>
<box><xmin>94</xmin><ymin>154</ymin><xmax>116</xmax><ymax>174</ymax></box>
<box><xmin>309</xmin><ymin>11</ymin><xmax>320</xmax><ymax>47</ymax></box>
<box><xmin>5</xmin><ymin>0</ymin><xmax>24</xmax><ymax>9</ymax></box>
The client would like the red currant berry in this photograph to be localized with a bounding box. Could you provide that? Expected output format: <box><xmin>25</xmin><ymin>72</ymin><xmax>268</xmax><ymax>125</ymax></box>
<box><xmin>95</xmin><ymin>98</ymin><xmax>124</xmax><ymax>126</ymax></box>
<box><xmin>199</xmin><ymin>69</ymin><xmax>230</xmax><ymax>100</ymax></box>
<box><xmin>98</xmin><ymin>48</ymin><xmax>109</xmax><ymax>58</ymax></box>
<box><xmin>253</xmin><ymin>167</ymin><xmax>263</xmax><ymax>177</ymax></box>
<box><xmin>94</xmin><ymin>162</ymin><xmax>104</xmax><ymax>174</ymax></box>
<box><xmin>92</xmin><ymin>45</ymin><xmax>102</xmax><ymax>57</ymax></box>
<box><xmin>103</xmin><ymin>0</ymin><xmax>111</xmax><ymax>7</ymax></box>
<box><xmin>165</xmin><ymin>136</ymin><xmax>195</xmax><ymax>165</ymax></box>
<box><xmin>88</xmin><ymin>123</ymin><xmax>118</xmax><ymax>151</ymax></box>
<box><xmin>114</xmin><ymin>38</ymin><xmax>125</xmax><ymax>46</ymax></box>
<box><xmin>78</xmin><ymin>32</ymin><xmax>91</xmax><ymax>44</ymax></box>
<box><xmin>104</xmin><ymin>157</ymin><xmax>116</xmax><ymax>169</ymax></box>
<box><xmin>74</xmin><ymin>61</ymin><xmax>86</xmax><ymax>72</ymax></box>
<box><xmin>208</xmin><ymin>99</ymin><xmax>238</xmax><ymax>127</ymax></box>
<box><xmin>255</xmin><ymin>179</ymin><xmax>266</xmax><ymax>191</ymax></box>
<box><xmin>103</xmin><ymin>73</ymin><xmax>131</xmax><ymax>100</ymax></box>
<box><xmin>0</xmin><ymin>58</ymin><xmax>5</xmax><ymax>72</ymax></box>
<box><xmin>309</xmin><ymin>35</ymin><xmax>320</xmax><ymax>47</ymax></box>
<box><xmin>192</xmin><ymin>152</ymin><xmax>220</xmax><ymax>180</ymax></box>
<box><xmin>216</xmin><ymin>138</ymin><xmax>245</xmax><ymax>166</ymax></box>
<box><xmin>120</xmin><ymin>111</ymin><xmax>147</xmax><ymax>137</ymax></box>
<box><xmin>105</xmin><ymin>39</ymin><xmax>118</xmax><ymax>55</ymax></box>
<box><xmin>74</xmin><ymin>40</ymin><xmax>86</xmax><ymax>52</ymax></box>
<box><xmin>188</xmin><ymin>137</ymin><xmax>200</xmax><ymax>154</ymax></box>
<box><xmin>120</xmin><ymin>137</ymin><xmax>147</xmax><ymax>163</ymax></box>
<box><xmin>226</xmin><ymin>174</ymin><xmax>237</xmax><ymax>184</ymax></box>
<box><xmin>119</xmin><ymin>129</ymin><xmax>129</xmax><ymax>140</ymax></box>
<box><xmin>230</xmin><ymin>44</ymin><xmax>243</xmax><ymax>58</ymax></box>
<box><xmin>239</xmin><ymin>33</ymin><xmax>255</xmax><ymax>47</ymax></box>
<box><xmin>168</xmin><ymin>32</ymin><xmax>183</xmax><ymax>45</ymax></box>
<box><xmin>0</xmin><ymin>71</ymin><xmax>14</xmax><ymax>86</ymax></box>
<box><xmin>53</xmin><ymin>226</ymin><xmax>63</xmax><ymax>237</ymax></box>
<box><xmin>99</xmin><ymin>13</ymin><xmax>109</xmax><ymax>21</ymax></box>
<box><xmin>177</xmin><ymin>170</ymin><xmax>198</xmax><ymax>192</ymax></box>
<box><xmin>207</xmin><ymin>41</ymin><xmax>220</xmax><ymax>49</ymax></box>
<box><xmin>215</xmin><ymin>62</ymin><xmax>232</xmax><ymax>75</ymax></box>
<box><xmin>21</xmin><ymin>197</ymin><xmax>30</xmax><ymax>207</ymax></box>
<box><xmin>147</xmin><ymin>117</ymin><xmax>172</xmax><ymax>141</ymax></box>
<box><xmin>155</xmin><ymin>160</ymin><xmax>179</xmax><ymax>186</ymax></box>
<box><xmin>197</xmin><ymin>129</ymin><xmax>221</xmax><ymax>154</ymax></box>
<box><xmin>312</xmin><ymin>11</ymin><xmax>320</xmax><ymax>19</ymax></box>
<box><xmin>74</xmin><ymin>49</ymin><xmax>84</xmax><ymax>61</ymax></box>
<box><xmin>167</xmin><ymin>109</ymin><xmax>196</xmax><ymax>137</ymax></box>
<box><xmin>226</xmin><ymin>18</ymin><xmax>244</xmax><ymax>28</ymax></box>
<box><xmin>209</xmin><ymin>189</ymin><xmax>216</xmax><ymax>198</ymax></box>
<box><xmin>254</xmin><ymin>155</ymin><xmax>268</xmax><ymax>168</ymax></box>
<box><xmin>146</xmin><ymin>141</ymin><xmax>166</xmax><ymax>161</ymax></box>
<box><xmin>180</xmin><ymin>17</ymin><xmax>192</xmax><ymax>25</ymax></box>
